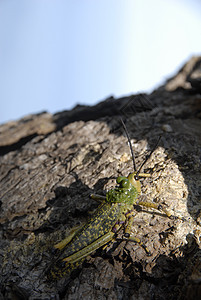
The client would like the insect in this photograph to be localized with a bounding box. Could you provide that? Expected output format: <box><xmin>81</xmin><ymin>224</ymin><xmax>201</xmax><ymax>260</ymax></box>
<box><xmin>48</xmin><ymin>118</ymin><xmax>182</xmax><ymax>280</ymax></box>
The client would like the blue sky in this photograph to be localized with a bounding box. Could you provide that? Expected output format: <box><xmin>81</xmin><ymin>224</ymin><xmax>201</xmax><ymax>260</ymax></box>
<box><xmin>0</xmin><ymin>0</ymin><xmax>201</xmax><ymax>124</ymax></box>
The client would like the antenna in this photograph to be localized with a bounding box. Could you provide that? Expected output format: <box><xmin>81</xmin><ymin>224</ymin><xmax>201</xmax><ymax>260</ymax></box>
<box><xmin>120</xmin><ymin>116</ymin><xmax>161</xmax><ymax>177</ymax></box>
<box><xmin>120</xmin><ymin>117</ymin><xmax>137</xmax><ymax>172</ymax></box>
<box><xmin>136</xmin><ymin>136</ymin><xmax>161</xmax><ymax>176</ymax></box>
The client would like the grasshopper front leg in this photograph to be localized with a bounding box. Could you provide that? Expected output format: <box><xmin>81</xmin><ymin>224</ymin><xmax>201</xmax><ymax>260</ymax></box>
<box><xmin>137</xmin><ymin>200</ymin><xmax>185</xmax><ymax>220</ymax></box>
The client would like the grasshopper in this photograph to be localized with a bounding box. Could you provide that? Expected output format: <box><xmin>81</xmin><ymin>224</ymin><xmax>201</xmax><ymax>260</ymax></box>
<box><xmin>48</xmin><ymin>118</ymin><xmax>181</xmax><ymax>280</ymax></box>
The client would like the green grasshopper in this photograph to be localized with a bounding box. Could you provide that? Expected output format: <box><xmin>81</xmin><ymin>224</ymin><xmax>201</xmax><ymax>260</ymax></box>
<box><xmin>48</xmin><ymin>119</ymin><xmax>180</xmax><ymax>280</ymax></box>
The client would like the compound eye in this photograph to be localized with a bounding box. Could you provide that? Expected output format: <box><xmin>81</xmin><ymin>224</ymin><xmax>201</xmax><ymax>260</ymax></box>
<box><xmin>120</xmin><ymin>179</ymin><xmax>130</xmax><ymax>189</ymax></box>
<box><xmin>134</xmin><ymin>175</ymin><xmax>139</xmax><ymax>181</ymax></box>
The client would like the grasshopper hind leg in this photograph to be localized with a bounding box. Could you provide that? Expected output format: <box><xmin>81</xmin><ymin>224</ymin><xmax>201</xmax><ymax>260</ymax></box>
<box><xmin>48</xmin><ymin>231</ymin><xmax>115</xmax><ymax>280</ymax></box>
<box><xmin>52</xmin><ymin>224</ymin><xmax>83</xmax><ymax>254</ymax></box>
<box><xmin>52</xmin><ymin>193</ymin><xmax>106</xmax><ymax>253</ymax></box>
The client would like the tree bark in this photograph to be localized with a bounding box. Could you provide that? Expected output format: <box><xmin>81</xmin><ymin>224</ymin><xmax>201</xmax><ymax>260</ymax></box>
<box><xmin>0</xmin><ymin>56</ymin><xmax>201</xmax><ymax>300</ymax></box>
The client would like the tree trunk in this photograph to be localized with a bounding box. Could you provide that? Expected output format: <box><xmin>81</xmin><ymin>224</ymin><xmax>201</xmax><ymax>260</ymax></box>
<box><xmin>0</xmin><ymin>56</ymin><xmax>201</xmax><ymax>300</ymax></box>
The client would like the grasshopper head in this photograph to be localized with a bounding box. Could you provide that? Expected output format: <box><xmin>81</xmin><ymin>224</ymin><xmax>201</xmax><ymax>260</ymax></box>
<box><xmin>116</xmin><ymin>172</ymin><xmax>150</xmax><ymax>194</ymax></box>
<box><xmin>127</xmin><ymin>172</ymin><xmax>151</xmax><ymax>194</ymax></box>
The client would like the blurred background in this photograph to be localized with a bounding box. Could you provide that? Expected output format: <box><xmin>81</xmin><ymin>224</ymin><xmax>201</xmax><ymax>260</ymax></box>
<box><xmin>0</xmin><ymin>0</ymin><xmax>201</xmax><ymax>124</ymax></box>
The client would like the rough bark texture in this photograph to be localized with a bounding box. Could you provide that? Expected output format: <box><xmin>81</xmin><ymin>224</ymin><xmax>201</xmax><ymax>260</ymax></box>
<box><xmin>0</xmin><ymin>56</ymin><xmax>201</xmax><ymax>300</ymax></box>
